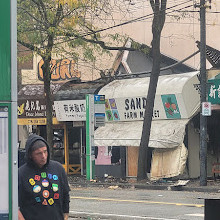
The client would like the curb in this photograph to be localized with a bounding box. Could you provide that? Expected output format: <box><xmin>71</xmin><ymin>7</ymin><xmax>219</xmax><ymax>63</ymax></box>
<box><xmin>69</xmin><ymin>182</ymin><xmax>220</xmax><ymax>193</ymax></box>
<box><xmin>70</xmin><ymin>182</ymin><xmax>133</xmax><ymax>189</ymax></box>
<box><xmin>134</xmin><ymin>184</ymin><xmax>220</xmax><ymax>193</ymax></box>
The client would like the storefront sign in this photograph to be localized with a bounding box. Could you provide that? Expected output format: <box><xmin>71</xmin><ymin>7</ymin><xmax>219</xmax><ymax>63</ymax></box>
<box><xmin>98</xmin><ymin>72</ymin><xmax>201</xmax><ymax>122</ymax></box>
<box><xmin>18</xmin><ymin>99</ymin><xmax>56</xmax><ymax>118</ymax></box>
<box><xmin>208</xmin><ymin>78</ymin><xmax>220</xmax><ymax>104</ymax></box>
<box><xmin>105</xmin><ymin>94</ymin><xmax>182</xmax><ymax>122</ymax></box>
<box><xmin>54</xmin><ymin>100</ymin><xmax>86</xmax><ymax>121</ymax></box>
<box><xmin>17</xmin><ymin>118</ymin><xmax>59</xmax><ymax>125</ymax></box>
<box><xmin>17</xmin><ymin>99</ymin><xmax>56</xmax><ymax>125</ymax></box>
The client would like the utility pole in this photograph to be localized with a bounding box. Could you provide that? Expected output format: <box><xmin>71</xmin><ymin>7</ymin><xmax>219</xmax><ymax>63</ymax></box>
<box><xmin>199</xmin><ymin>0</ymin><xmax>208</xmax><ymax>186</ymax></box>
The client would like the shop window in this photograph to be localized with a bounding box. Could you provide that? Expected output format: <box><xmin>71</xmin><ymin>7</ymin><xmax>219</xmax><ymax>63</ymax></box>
<box><xmin>68</xmin><ymin>127</ymin><xmax>81</xmax><ymax>164</ymax></box>
<box><xmin>111</xmin><ymin>146</ymin><xmax>121</xmax><ymax>164</ymax></box>
<box><xmin>95</xmin><ymin>146</ymin><xmax>121</xmax><ymax>165</ymax></box>
<box><xmin>53</xmin><ymin>129</ymin><xmax>64</xmax><ymax>164</ymax></box>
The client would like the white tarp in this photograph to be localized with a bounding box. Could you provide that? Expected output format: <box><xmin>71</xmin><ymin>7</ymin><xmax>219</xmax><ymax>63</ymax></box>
<box><xmin>94</xmin><ymin>119</ymin><xmax>188</xmax><ymax>148</ymax></box>
<box><xmin>150</xmin><ymin>144</ymin><xmax>188</xmax><ymax>180</ymax></box>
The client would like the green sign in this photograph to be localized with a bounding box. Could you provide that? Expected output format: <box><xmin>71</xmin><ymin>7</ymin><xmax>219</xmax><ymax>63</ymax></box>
<box><xmin>0</xmin><ymin>0</ymin><xmax>11</xmax><ymax>101</ymax></box>
<box><xmin>208</xmin><ymin>78</ymin><xmax>220</xmax><ymax>104</ymax></box>
<box><xmin>161</xmin><ymin>94</ymin><xmax>181</xmax><ymax>119</ymax></box>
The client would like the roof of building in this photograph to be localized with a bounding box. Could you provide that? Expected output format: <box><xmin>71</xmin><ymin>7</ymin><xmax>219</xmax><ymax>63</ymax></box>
<box><xmin>18</xmin><ymin>83</ymin><xmax>62</xmax><ymax>99</ymax></box>
<box><xmin>54</xmin><ymin>78</ymin><xmax>108</xmax><ymax>101</ymax></box>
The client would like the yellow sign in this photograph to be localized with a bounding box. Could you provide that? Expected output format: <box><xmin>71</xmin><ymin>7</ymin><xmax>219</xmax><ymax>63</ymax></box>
<box><xmin>17</xmin><ymin>118</ymin><xmax>60</xmax><ymax>125</ymax></box>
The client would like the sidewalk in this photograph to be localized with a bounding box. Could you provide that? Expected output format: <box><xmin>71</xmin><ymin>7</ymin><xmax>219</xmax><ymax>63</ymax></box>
<box><xmin>68</xmin><ymin>175</ymin><xmax>220</xmax><ymax>193</ymax></box>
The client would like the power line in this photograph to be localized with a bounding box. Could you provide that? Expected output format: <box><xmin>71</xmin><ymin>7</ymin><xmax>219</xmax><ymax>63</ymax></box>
<box><xmin>137</xmin><ymin>4</ymin><xmax>193</xmax><ymax>23</ymax></box>
<box><xmin>57</xmin><ymin>1</ymin><xmax>194</xmax><ymax>45</ymax></box>
<box><xmin>173</xmin><ymin>10</ymin><xmax>220</xmax><ymax>13</ymax></box>
<box><xmin>26</xmin><ymin>1</ymin><xmax>193</xmax><ymax>50</ymax></box>
<box><xmin>18</xmin><ymin>0</ymin><xmax>198</xmax><ymax>52</ymax></box>
<box><xmin>82</xmin><ymin>0</ymin><xmax>193</xmax><ymax>37</ymax></box>
<box><xmin>18</xmin><ymin>0</ymin><xmax>194</xmax><ymax>37</ymax></box>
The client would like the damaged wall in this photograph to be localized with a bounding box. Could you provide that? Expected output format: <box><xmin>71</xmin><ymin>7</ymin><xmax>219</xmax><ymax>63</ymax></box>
<box><xmin>150</xmin><ymin>144</ymin><xmax>188</xmax><ymax>180</ymax></box>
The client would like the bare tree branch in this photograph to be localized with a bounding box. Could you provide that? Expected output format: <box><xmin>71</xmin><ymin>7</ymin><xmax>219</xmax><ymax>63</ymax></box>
<box><xmin>37</xmin><ymin>0</ymin><xmax>49</xmax><ymax>25</ymax></box>
<box><xmin>18</xmin><ymin>6</ymin><xmax>48</xmax><ymax>27</ymax></box>
<box><xmin>31</xmin><ymin>0</ymin><xmax>48</xmax><ymax>25</ymax></box>
<box><xmin>18</xmin><ymin>40</ymin><xmax>44</xmax><ymax>57</ymax></box>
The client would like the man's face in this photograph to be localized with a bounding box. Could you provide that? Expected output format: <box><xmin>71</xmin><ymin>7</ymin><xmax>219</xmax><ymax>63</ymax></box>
<box><xmin>30</xmin><ymin>146</ymin><xmax>48</xmax><ymax>168</ymax></box>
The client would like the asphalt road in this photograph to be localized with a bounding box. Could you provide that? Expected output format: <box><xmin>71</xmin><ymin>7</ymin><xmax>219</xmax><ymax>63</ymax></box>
<box><xmin>68</xmin><ymin>186</ymin><xmax>220</xmax><ymax>219</ymax></box>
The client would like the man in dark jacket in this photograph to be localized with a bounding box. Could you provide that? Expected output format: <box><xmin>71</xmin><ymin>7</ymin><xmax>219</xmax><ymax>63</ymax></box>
<box><xmin>18</xmin><ymin>134</ymin><xmax>70</xmax><ymax>220</ymax></box>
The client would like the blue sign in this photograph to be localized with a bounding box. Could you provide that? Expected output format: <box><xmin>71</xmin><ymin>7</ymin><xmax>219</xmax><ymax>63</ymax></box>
<box><xmin>94</xmin><ymin>95</ymin><xmax>105</xmax><ymax>104</ymax></box>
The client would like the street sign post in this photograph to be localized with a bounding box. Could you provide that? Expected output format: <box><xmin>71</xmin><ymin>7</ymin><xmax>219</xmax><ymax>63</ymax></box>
<box><xmin>0</xmin><ymin>0</ymin><xmax>17</xmax><ymax>219</ymax></box>
<box><xmin>86</xmin><ymin>95</ymin><xmax>95</xmax><ymax>180</ymax></box>
<box><xmin>94</xmin><ymin>95</ymin><xmax>105</xmax><ymax>127</ymax></box>
<box><xmin>86</xmin><ymin>94</ymin><xmax>105</xmax><ymax>180</ymax></box>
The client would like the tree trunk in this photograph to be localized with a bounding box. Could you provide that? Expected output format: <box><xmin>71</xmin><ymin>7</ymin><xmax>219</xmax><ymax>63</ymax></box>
<box><xmin>137</xmin><ymin>0</ymin><xmax>167</xmax><ymax>181</ymax></box>
<box><xmin>41</xmin><ymin>34</ymin><xmax>54</xmax><ymax>158</ymax></box>
<box><xmin>42</xmin><ymin>52</ymin><xmax>53</xmax><ymax>159</ymax></box>
<box><xmin>43</xmin><ymin>59</ymin><xmax>54</xmax><ymax>159</ymax></box>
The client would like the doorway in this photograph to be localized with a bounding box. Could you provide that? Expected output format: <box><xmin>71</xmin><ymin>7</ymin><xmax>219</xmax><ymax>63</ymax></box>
<box><xmin>67</xmin><ymin>123</ymin><xmax>86</xmax><ymax>175</ymax></box>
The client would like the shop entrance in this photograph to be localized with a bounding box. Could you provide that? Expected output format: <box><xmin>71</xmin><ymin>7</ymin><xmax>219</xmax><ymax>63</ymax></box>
<box><xmin>38</xmin><ymin>124</ymin><xmax>66</xmax><ymax>165</ymax></box>
<box><xmin>208</xmin><ymin>111</ymin><xmax>220</xmax><ymax>178</ymax></box>
<box><xmin>67</xmin><ymin>123</ymin><xmax>86</xmax><ymax>175</ymax></box>
<box><xmin>37</xmin><ymin>123</ymin><xmax>87</xmax><ymax>175</ymax></box>
<box><xmin>192</xmin><ymin>110</ymin><xmax>220</xmax><ymax>178</ymax></box>
<box><xmin>208</xmin><ymin>111</ymin><xmax>220</xmax><ymax>162</ymax></box>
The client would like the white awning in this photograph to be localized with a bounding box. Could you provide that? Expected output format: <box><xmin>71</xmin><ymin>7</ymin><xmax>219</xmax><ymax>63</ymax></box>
<box><xmin>100</xmin><ymin>71</ymin><xmax>199</xmax><ymax>98</ymax></box>
<box><xmin>94</xmin><ymin>119</ymin><xmax>189</xmax><ymax>148</ymax></box>
<box><xmin>99</xmin><ymin>71</ymin><xmax>200</xmax><ymax>120</ymax></box>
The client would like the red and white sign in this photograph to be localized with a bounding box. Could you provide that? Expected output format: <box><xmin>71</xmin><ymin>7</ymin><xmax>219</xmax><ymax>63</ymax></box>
<box><xmin>202</xmin><ymin>102</ymin><xmax>211</xmax><ymax>116</ymax></box>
